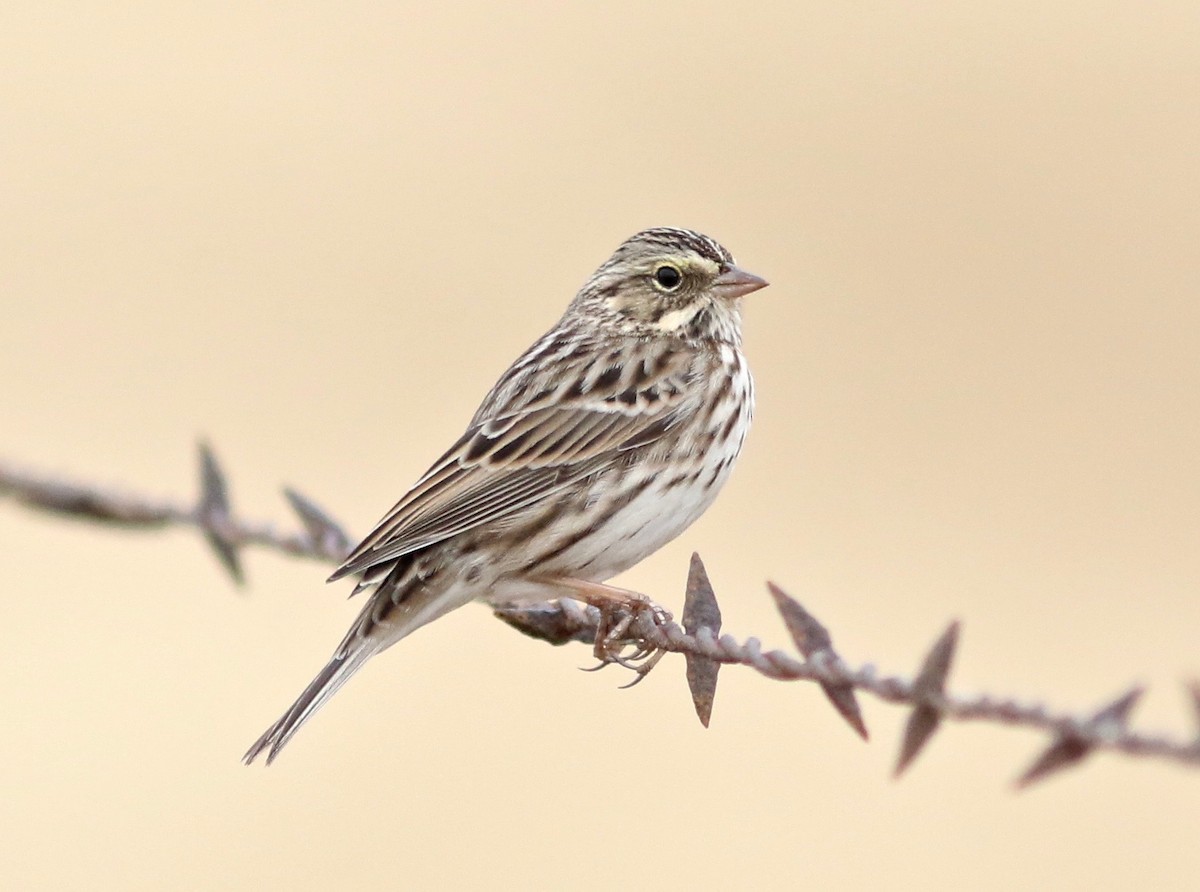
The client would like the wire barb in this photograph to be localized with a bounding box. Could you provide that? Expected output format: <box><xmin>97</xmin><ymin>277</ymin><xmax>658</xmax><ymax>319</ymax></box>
<box><xmin>283</xmin><ymin>487</ymin><xmax>353</xmax><ymax>558</ymax></box>
<box><xmin>196</xmin><ymin>442</ymin><xmax>244</xmax><ymax>585</ymax></box>
<box><xmin>1014</xmin><ymin>686</ymin><xmax>1143</xmax><ymax>790</ymax></box>
<box><xmin>682</xmin><ymin>553</ymin><xmax>723</xmax><ymax>727</ymax></box>
<box><xmin>768</xmin><ymin>582</ymin><xmax>867</xmax><ymax>740</ymax></box>
<box><xmin>894</xmin><ymin>621</ymin><xmax>960</xmax><ymax>778</ymax></box>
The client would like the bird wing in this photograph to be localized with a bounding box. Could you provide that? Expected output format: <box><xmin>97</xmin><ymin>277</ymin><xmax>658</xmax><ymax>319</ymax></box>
<box><xmin>328</xmin><ymin>338</ymin><xmax>697</xmax><ymax>582</ymax></box>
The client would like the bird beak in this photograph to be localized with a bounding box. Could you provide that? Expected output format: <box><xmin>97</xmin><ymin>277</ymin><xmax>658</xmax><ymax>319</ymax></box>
<box><xmin>712</xmin><ymin>265</ymin><xmax>769</xmax><ymax>300</ymax></box>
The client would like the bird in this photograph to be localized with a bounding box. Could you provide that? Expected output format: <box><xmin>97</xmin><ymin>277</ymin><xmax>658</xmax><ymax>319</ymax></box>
<box><xmin>244</xmin><ymin>227</ymin><xmax>768</xmax><ymax>763</ymax></box>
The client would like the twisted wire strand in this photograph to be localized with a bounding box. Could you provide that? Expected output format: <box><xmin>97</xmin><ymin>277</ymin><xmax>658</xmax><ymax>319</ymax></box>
<box><xmin>2</xmin><ymin>450</ymin><xmax>1198</xmax><ymax>783</ymax></box>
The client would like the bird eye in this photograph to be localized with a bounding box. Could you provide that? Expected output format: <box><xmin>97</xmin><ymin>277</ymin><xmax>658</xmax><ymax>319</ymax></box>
<box><xmin>653</xmin><ymin>265</ymin><xmax>683</xmax><ymax>291</ymax></box>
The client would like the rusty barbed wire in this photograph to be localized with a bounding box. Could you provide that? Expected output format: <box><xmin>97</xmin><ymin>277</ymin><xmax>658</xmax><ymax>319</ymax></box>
<box><xmin>0</xmin><ymin>444</ymin><xmax>351</xmax><ymax>568</ymax></box>
<box><xmin>2</xmin><ymin>445</ymin><xmax>1198</xmax><ymax>787</ymax></box>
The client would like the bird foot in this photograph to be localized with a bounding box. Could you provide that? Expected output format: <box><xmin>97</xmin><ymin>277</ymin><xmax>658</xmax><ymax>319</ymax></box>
<box><xmin>557</xmin><ymin>578</ymin><xmax>671</xmax><ymax>685</ymax></box>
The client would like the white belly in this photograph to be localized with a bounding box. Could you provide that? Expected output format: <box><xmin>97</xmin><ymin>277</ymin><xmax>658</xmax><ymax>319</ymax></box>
<box><xmin>564</xmin><ymin>412</ymin><xmax>751</xmax><ymax>578</ymax></box>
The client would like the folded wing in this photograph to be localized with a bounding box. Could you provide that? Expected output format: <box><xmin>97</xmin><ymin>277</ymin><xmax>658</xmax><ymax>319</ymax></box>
<box><xmin>329</xmin><ymin>337</ymin><xmax>697</xmax><ymax>582</ymax></box>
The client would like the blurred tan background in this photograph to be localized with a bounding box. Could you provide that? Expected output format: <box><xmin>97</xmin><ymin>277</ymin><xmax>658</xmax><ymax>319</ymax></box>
<box><xmin>3</xmin><ymin>2</ymin><xmax>1199</xmax><ymax>889</ymax></box>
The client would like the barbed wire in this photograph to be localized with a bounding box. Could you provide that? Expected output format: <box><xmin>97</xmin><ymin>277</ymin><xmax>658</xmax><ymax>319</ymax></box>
<box><xmin>2</xmin><ymin>444</ymin><xmax>1198</xmax><ymax>787</ymax></box>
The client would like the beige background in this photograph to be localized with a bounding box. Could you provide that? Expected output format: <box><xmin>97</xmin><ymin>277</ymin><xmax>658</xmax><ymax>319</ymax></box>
<box><xmin>3</xmin><ymin>3</ymin><xmax>1199</xmax><ymax>890</ymax></box>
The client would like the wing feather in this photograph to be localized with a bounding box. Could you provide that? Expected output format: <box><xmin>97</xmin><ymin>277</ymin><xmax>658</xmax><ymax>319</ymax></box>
<box><xmin>328</xmin><ymin>337</ymin><xmax>699</xmax><ymax>582</ymax></box>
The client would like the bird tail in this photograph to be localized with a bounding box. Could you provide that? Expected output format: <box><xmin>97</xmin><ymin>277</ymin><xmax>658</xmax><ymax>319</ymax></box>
<box><xmin>243</xmin><ymin>569</ymin><xmax>474</xmax><ymax>765</ymax></box>
<box><xmin>242</xmin><ymin>643</ymin><xmax>377</xmax><ymax>765</ymax></box>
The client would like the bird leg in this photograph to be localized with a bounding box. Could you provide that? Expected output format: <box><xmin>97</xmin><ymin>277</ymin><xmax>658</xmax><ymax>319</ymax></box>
<box><xmin>553</xmin><ymin>578</ymin><xmax>672</xmax><ymax>673</ymax></box>
<box><xmin>555</xmin><ymin>578</ymin><xmax>672</xmax><ymax>620</ymax></box>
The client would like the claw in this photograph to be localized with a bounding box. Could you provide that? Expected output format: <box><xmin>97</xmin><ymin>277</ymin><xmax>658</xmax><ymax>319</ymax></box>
<box><xmin>618</xmin><ymin>650</ymin><xmax>667</xmax><ymax>688</ymax></box>
<box><xmin>607</xmin><ymin>650</ymin><xmax>646</xmax><ymax>670</ymax></box>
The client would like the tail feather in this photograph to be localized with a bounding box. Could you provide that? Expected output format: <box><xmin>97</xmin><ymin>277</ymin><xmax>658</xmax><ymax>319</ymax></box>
<box><xmin>244</xmin><ymin>567</ymin><xmax>475</xmax><ymax>765</ymax></box>
<box><xmin>243</xmin><ymin>645</ymin><xmax>375</xmax><ymax>765</ymax></box>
